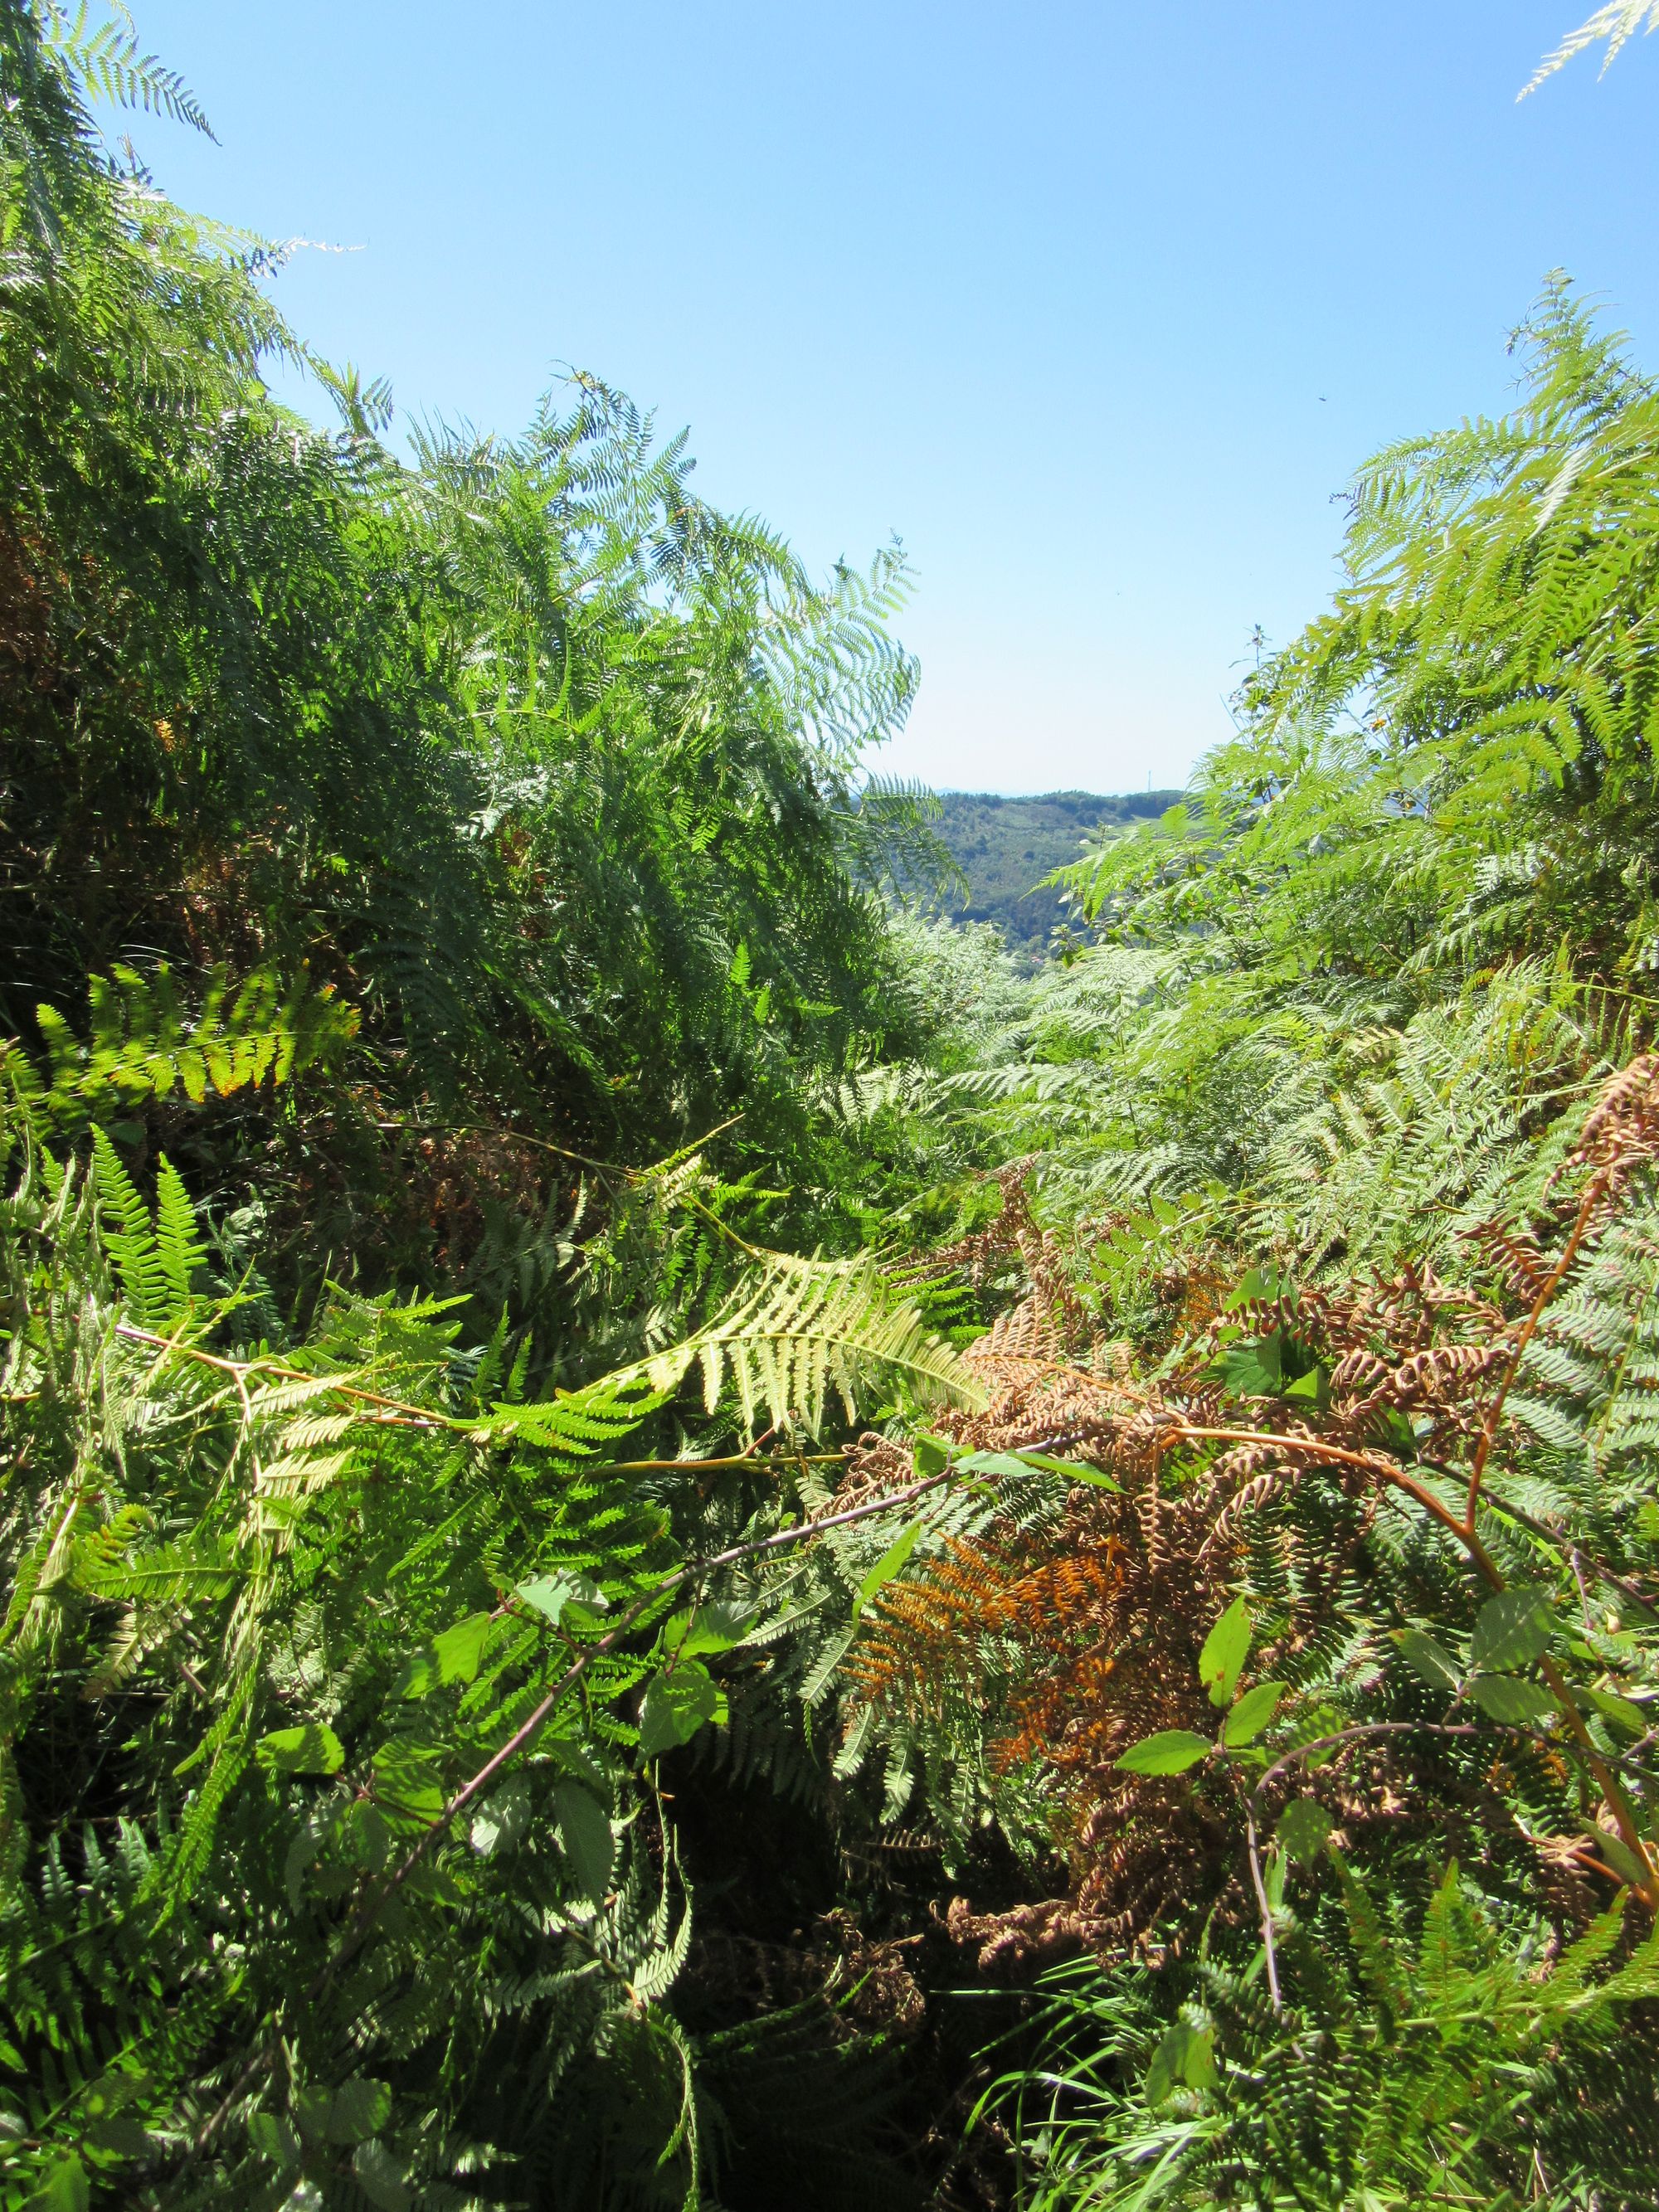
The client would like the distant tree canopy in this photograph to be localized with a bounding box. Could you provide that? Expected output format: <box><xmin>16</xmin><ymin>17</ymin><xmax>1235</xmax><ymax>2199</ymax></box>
<box><xmin>925</xmin><ymin>788</ymin><xmax>1180</xmax><ymax>955</ymax></box>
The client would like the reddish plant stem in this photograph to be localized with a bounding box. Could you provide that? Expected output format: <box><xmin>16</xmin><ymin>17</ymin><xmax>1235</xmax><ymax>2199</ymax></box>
<box><xmin>1164</xmin><ymin>1418</ymin><xmax>1659</xmax><ymax>1906</ymax></box>
<box><xmin>1241</xmin><ymin>1792</ymin><xmax>1282</xmax><ymax>2012</ymax></box>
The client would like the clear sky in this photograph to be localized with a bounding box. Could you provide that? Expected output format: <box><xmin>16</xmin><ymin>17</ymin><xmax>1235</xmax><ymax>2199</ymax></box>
<box><xmin>129</xmin><ymin>2</ymin><xmax>1659</xmax><ymax>795</ymax></box>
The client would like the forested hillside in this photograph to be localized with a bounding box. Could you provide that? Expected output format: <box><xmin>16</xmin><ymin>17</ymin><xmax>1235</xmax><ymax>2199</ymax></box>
<box><xmin>8</xmin><ymin>7</ymin><xmax>1659</xmax><ymax>2210</ymax></box>
<box><xmin>932</xmin><ymin>791</ymin><xmax>1180</xmax><ymax>955</ymax></box>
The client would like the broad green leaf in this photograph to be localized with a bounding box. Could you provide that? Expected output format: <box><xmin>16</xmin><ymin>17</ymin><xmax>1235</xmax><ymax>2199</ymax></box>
<box><xmin>352</xmin><ymin>2141</ymin><xmax>412</xmax><ymax>2212</ymax></box>
<box><xmin>664</xmin><ymin>1602</ymin><xmax>754</xmax><ymax>1658</ymax></box>
<box><xmin>397</xmin><ymin>1612</ymin><xmax>493</xmax><ymax>1698</ymax></box>
<box><xmin>331</xmin><ymin>2079</ymin><xmax>392</xmax><ymax>2146</ymax></box>
<box><xmin>1199</xmin><ymin>1598</ymin><xmax>1252</xmax><ymax>1707</ymax></box>
<box><xmin>1471</xmin><ymin>1587</ymin><xmax>1556</xmax><ymax>1673</ymax></box>
<box><xmin>1277</xmin><ymin>1799</ymin><xmax>1334</xmax><ymax>1862</ymax></box>
<box><xmin>958</xmin><ymin>1449</ymin><xmax>1045</xmax><ymax>1480</ymax></box>
<box><xmin>247</xmin><ymin>2112</ymin><xmax>301</xmax><ymax>2170</ymax></box>
<box><xmin>32</xmin><ymin>2156</ymin><xmax>89</xmax><ymax>2212</ymax></box>
<box><xmin>1282</xmin><ymin>1363</ymin><xmax>1329</xmax><ymax>1411</ymax></box>
<box><xmin>82</xmin><ymin>2070</ymin><xmax>147</xmax><ymax>2120</ymax></box>
<box><xmin>1585</xmin><ymin>1826</ymin><xmax>1654</xmax><ymax>1891</ymax></box>
<box><xmin>1146</xmin><ymin>2020</ymin><xmax>1216</xmax><ymax>2103</ymax></box>
<box><xmin>1224</xmin><ymin>1264</ymin><xmax>1284</xmax><ymax>1312</ymax></box>
<box><xmin>1145</xmin><ymin>2025</ymin><xmax>1182</xmax><ymax>2103</ymax></box>
<box><xmin>84</xmin><ymin>2114</ymin><xmax>148</xmax><ymax>2159</ymax></box>
<box><xmin>518</xmin><ymin>1572</ymin><xmax>608</xmax><ymax>1627</ymax></box>
<box><xmin>638</xmin><ymin>1663</ymin><xmax>725</xmax><ymax>1759</ymax></box>
<box><xmin>912</xmin><ymin>1432</ymin><xmax>951</xmax><ymax>1477</ymax></box>
<box><xmin>1585</xmin><ymin>1686</ymin><xmax>1649</xmax><ymax>1736</ymax></box>
<box><xmin>1115</xmin><ymin>1729</ymin><xmax>1212</xmax><ymax>1776</ymax></box>
<box><xmin>1397</xmin><ymin>1628</ymin><xmax>1462</xmax><ymax>1693</ymax></box>
<box><xmin>1223</xmin><ymin>1680</ymin><xmax>1286</xmax><ymax>1748</ymax></box>
<box><xmin>372</xmin><ymin>1744</ymin><xmax>446</xmax><ymax>1823</ymax></box>
<box><xmin>553</xmin><ymin>1777</ymin><xmax>615</xmax><ymax>1900</ymax></box>
<box><xmin>1014</xmin><ymin>1449</ymin><xmax>1120</xmax><ymax>1488</ymax></box>
<box><xmin>852</xmin><ymin>1519</ymin><xmax>922</xmax><ymax>1624</ymax></box>
<box><xmin>255</xmin><ymin>1723</ymin><xmax>343</xmax><ymax>1777</ymax></box>
<box><xmin>290</xmin><ymin>2087</ymin><xmax>329</xmax><ymax>2146</ymax></box>
<box><xmin>469</xmin><ymin>1775</ymin><xmax>533</xmax><ymax>1857</ymax></box>
<box><xmin>1469</xmin><ymin>1673</ymin><xmax>1555</xmax><ymax>1725</ymax></box>
<box><xmin>1216</xmin><ymin>1334</ymin><xmax>1282</xmax><ymax>1400</ymax></box>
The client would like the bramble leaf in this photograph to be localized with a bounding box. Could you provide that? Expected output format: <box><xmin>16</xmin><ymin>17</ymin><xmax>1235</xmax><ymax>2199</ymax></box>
<box><xmin>327</xmin><ymin>2078</ymin><xmax>392</xmax><ymax>2146</ymax></box>
<box><xmin>553</xmin><ymin>1778</ymin><xmax>615</xmax><ymax>1900</ymax></box>
<box><xmin>1471</xmin><ymin>1587</ymin><xmax>1556</xmax><ymax>1674</ymax></box>
<box><xmin>1469</xmin><ymin>1673</ymin><xmax>1555</xmax><ymax>1725</ymax></box>
<box><xmin>1585</xmin><ymin>1687</ymin><xmax>1648</xmax><ymax>1736</ymax></box>
<box><xmin>518</xmin><ymin>1572</ymin><xmax>609</xmax><ymax>1627</ymax></box>
<box><xmin>665</xmin><ymin>1602</ymin><xmax>755</xmax><ymax>1658</ymax></box>
<box><xmin>1146</xmin><ymin>2020</ymin><xmax>1217</xmax><ymax>2103</ymax></box>
<box><xmin>1277</xmin><ymin>1799</ymin><xmax>1334</xmax><ymax>1861</ymax></box>
<box><xmin>1116</xmin><ymin>1729</ymin><xmax>1212</xmax><ymax>1776</ymax></box>
<box><xmin>638</xmin><ymin>1663</ymin><xmax>726</xmax><ymax>1758</ymax></box>
<box><xmin>1397</xmin><ymin>1628</ymin><xmax>1462</xmax><ymax>1693</ymax></box>
<box><xmin>853</xmin><ymin>1519</ymin><xmax>922</xmax><ymax>1623</ymax></box>
<box><xmin>1585</xmin><ymin>1827</ymin><xmax>1655</xmax><ymax>1891</ymax></box>
<box><xmin>1200</xmin><ymin>1598</ymin><xmax>1252</xmax><ymax>1707</ymax></box>
<box><xmin>1224</xmin><ymin>1680</ymin><xmax>1286</xmax><ymax>1747</ymax></box>
<box><xmin>256</xmin><ymin>1723</ymin><xmax>344</xmax><ymax>1777</ymax></box>
<box><xmin>397</xmin><ymin>1612</ymin><xmax>493</xmax><ymax>1697</ymax></box>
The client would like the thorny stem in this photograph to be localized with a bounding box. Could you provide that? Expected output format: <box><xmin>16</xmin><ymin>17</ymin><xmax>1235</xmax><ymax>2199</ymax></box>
<box><xmin>114</xmin><ymin>1321</ymin><xmax>479</xmax><ymax>1433</ymax></box>
<box><xmin>1536</xmin><ymin>1649</ymin><xmax>1653</xmax><ymax>1885</ymax></box>
<box><xmin>370</xmin><ymin>1110</ymin><xmax>744</xmax><ymax>1185</ymax></box>
<box><xmin>1251</xmin><ymin>1720</ymin><xmax>1635</xmax><ymax>1889</ymax></box>
<box><xmin>1242</xmin><ymin>1793</ymin><xmax>1282</xmax><ymax>2013</ymax></box>
<box><xmin>1165</xmin><ymin>1427</ymin><xmax>1498</xmax><ymax>1566</ymax></box>
<box><xmin>1253</xmin><ymin>1721</ymin><xmax>1481</xmax><ymax>1801</ymax></box>
<box><xmin>1164</xmin><ymin>1421</ymin><xmax>1659</xmax><ymax>1908</ymax></box>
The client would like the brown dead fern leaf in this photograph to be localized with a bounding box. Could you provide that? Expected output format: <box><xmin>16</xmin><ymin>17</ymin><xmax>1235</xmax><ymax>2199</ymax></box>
<box><xmin>862</xmin><ymin>1055</ymin><xmax>1659</xmax><ymax>1965</ymax></box>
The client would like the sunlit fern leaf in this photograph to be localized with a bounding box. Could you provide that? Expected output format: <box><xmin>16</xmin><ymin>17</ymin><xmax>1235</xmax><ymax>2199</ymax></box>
<box><xmin>487</xmin><ymin>1368</ymin><xmax>671</xmax><ymax>1459</ymax></box>
<box><xmin>39</xmin><ymin>1</ymin><xmax>214</xmax><ymax>134</ymax></box>
<box><xmin>617</xmin><ymin>1252</ymin><xmax>985</xmax><ymax>1435</ymax></box>
<box><xmin>90</xmin><ymin>1122</ymin><xmax>171</xmax><ymax>1327</ymax></box>
<box><xmin>153</xmin><ymin>1155</ymin><xmax>208</xmax><ymax>1316</ymax></box>
<box><xmin>29</xmin><ymin>962</ymin><xmax>357</xmax><ymax>1131</ymax></box>
<box><xmin>1522</xmin><ymin>2</ymin><xmax>1659</xmax><ymax>96</ymax></box>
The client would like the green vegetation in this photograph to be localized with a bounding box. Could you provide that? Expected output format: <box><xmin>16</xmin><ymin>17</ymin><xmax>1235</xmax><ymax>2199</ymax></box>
<box><xmin>931</xmin><ymin>791</ymin><xmax>1180</xmax><ymax>957</ymax></box>
<box><xmin>7</xmin><ymin>7</ymin><xmax>1659</xmax><ymax>2209</ymax></box>
<box><xmin>1524</xmin><ymin>2</ymin><xmax>1659</xmax><ymax>95</ymax></box>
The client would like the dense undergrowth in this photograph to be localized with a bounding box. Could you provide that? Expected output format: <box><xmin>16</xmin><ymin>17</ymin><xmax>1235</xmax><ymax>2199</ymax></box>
<box><xmin>7</xmin><ymin>6</ymin><xmax>1659</xmax><ymax>2208</ymax></box>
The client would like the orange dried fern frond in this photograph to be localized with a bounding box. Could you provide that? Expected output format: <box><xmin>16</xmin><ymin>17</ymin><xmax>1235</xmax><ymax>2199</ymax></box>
<box><xmin>846</xmin><ymin>1534</ymin><xmax>1027</xmax><ymax>1723</ymax></box>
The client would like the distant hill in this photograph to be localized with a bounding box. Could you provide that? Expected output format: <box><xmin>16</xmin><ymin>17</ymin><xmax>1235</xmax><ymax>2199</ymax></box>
<box><xmin>932</xmin><ymin>788</ymin><xmax>1183</xmax><ymax>952</ymax></box>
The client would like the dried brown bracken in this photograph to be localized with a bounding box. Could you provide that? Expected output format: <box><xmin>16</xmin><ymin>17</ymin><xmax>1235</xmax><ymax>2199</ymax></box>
<box><xmin>849</xmin><ymin>1064</ymin><xmax>1659</xmax><ymax>1966</ymax></box>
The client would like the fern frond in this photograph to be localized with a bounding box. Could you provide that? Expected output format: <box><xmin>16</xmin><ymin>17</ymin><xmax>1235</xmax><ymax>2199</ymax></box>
<box><xmin>28</xmin><ymin>962</ymin><xmax>358</xmax><ymax>1133</ymax></box>
<box><xmin>623</xmin><ymin>1252</ymin><xmax>985</xmax><ymax>1434</ymax></box>
<box><xmin>1522</xmin><ymin>2</ymin><xmax>1659</xmax><ymax>96</ymax></box>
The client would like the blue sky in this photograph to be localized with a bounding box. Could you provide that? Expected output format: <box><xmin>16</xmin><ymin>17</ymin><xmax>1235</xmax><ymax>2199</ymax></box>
<box><xmin>132</xmin><ymin>3</ymin><xmax>1659</xmax><ymax>795</ymax></box>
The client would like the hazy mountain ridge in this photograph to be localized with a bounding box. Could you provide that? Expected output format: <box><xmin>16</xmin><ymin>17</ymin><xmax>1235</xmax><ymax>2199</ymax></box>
<box><xmin>933</xmin><ymin>786</ymin><xmax>1183</xmax><ymax>951</ymax></box>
